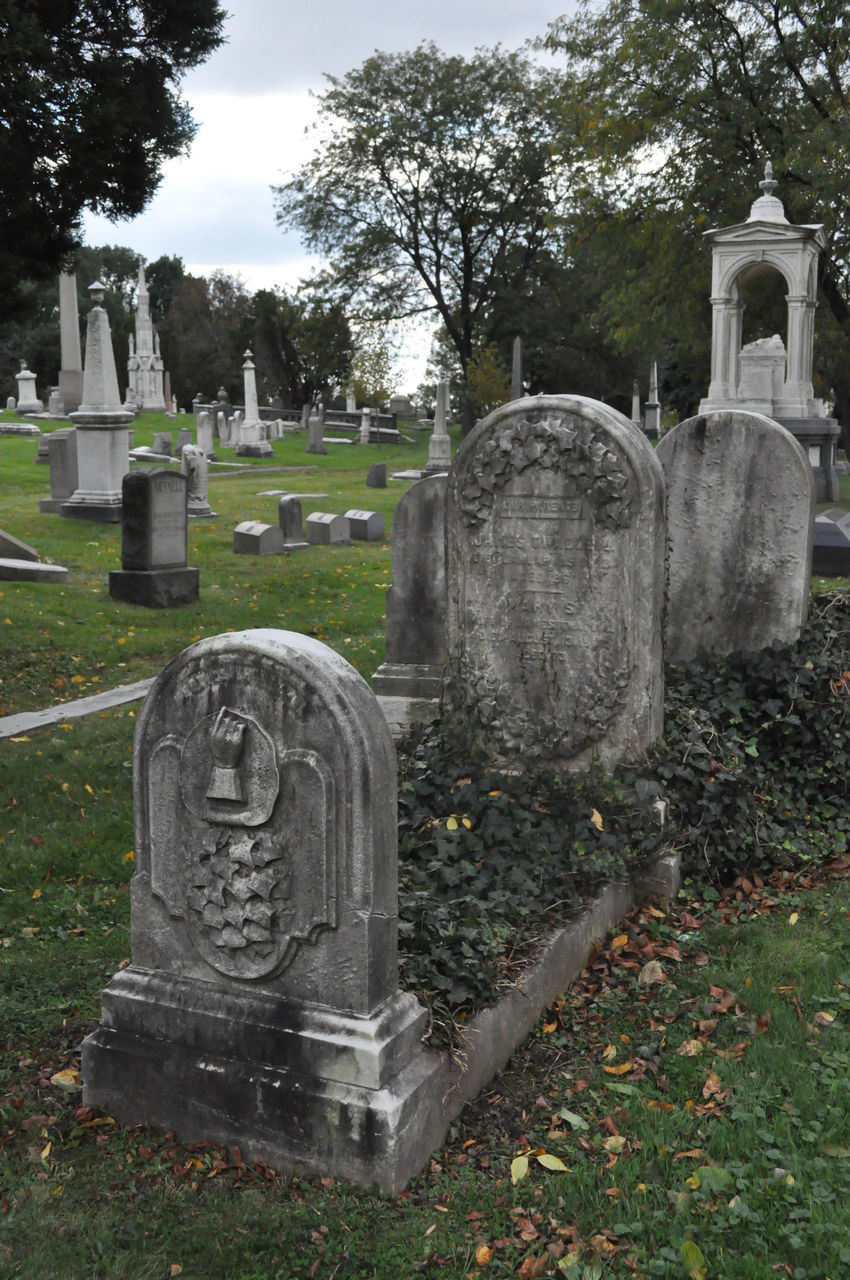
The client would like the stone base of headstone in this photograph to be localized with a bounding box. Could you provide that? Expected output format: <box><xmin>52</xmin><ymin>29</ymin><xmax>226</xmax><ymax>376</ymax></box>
<box><xmin>235</xmin><ymin>442</ymin><xmax>273</xmax><ymax>458</ymax></box>
<box><xmin>82</xmin><ymin>971</ymin><xmax>443</xmax><ymax>1193</ymax></box>
<box><xmin>813</xmin><ymin>509</ymin><xmax>850</xmax><ymax>576</ymax></box>
<box><xmin>0</xmin><ymin>422</ymin><xmax>41</xmax><ymax>436</ymax></box>
<box><xmin>233</xmin><ymin>521</ymin><xmax>284</xmax><ymax>555</ymax></box>
<box><xmin>777</xmin><ymin>417</ymin><xmax>840</xmax><ymax>503</ymax></box>
<box><xmin>108</xmin><ymin>567</ymin><xmax>200</xmax><ymax>608</ymax></box>
<box><xmin>60</xmin><ymin>498</ymin><xmax>123</xmax><ymax>523</ymax></box>
<box><xmin>0</xmin><ymin>558</ymin><xmax>68</xmax><ymax>584</ymax></box>
<box><xmin>391</xmin><ymin>469</ymin><xmax>426</xmax><ymax>482</ymax></box>
<box><xmin>39</xmin><ymin>498</ymin><xmax>66</xmax><ymax>514</ymax></box>
<box><xmin>188</xmin><ymin>500</ymin><xmax>216</xmax><ymax>519</ymax></box>
<box><xmin>372</xmin><ymin>662</ymin><xmax>442</xmax><ymax>699</ymax></box>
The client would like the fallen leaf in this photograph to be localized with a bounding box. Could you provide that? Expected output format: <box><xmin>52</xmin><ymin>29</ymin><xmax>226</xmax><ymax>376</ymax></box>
<box><xmin>536</xmin><ymin>1152</ymin><xmax>570</xmax><ymax>1172</ymax></box>
<box><xmin>590</xmin><ymin>809</ymin><xmax>604</xmax><ymax>830</ymax></box>
<box><xmin>602</xmin><ymin>1136</ymin><xmax>627</xmax><ymax>1154</ymax></box>
<box><xmin>510</xmin><ymin>1155</ymin><xmax>529</xmax><ymax>1185</ymax></box>
<box><xmin>820</xmin><ymin>1144</ymin><xmax>850</xmax><ymax>1158</ymax></box>
<box><xmin>602</xmin><ymin>1043</ymin><xmax>617</xmax><ymax>1061</ymax></box>
<box><xmin>789</xmin><ymin>912</ymin><xmax>799</xmax><ymax>925</ymax></box>
<box><xmin>475</xmin><ymin>1244</ymin><xmax>492</xmax><ymax>1266</ymax></box>
<box><xmin>680</xmin><ymin>1239</ymin><xmax>707</xmax><ymax>1279</ymax></box>
<box><xmin>558</xmin><ymin>1108</ymin><xmax>589</xmax><ymax>1131</ymax></box>
<box><xmin>814</xmin><ymin>1011</ymin><xmax>836</xmax><ymax>1027</ymax></box>
<box><xmin>677</xmin><ymin>1039</ymin><xmax>704</xmax><ymax>1057</ymax></box>
<box><xmin>638</xmin><ymin>960</ymin><xmax>665</xmax><ymax>987</ymax></box>
<box><xmin>673</xmin><ymin>1148</ymin><xmax>706</xmax><ymax>1161</ymax></box>
<box><xmin>50</xmin><ymin>1069</ymin><xmax>82</xmax><ymax>1091</ymax></box>
<box><xmin>603</xmin><ymin>1061</ymin><xmax>634</xmax><ymax>1075</ymax></box>
<box><xmin>611</xmin><ymin>933</ymin><xmax>628</xmax><ymax>949</ymax></box>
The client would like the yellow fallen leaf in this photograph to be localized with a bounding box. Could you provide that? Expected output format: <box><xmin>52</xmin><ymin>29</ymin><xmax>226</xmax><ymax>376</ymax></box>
<box><xmin>475</xmin><ymin>1244</ymin><xmax>493</xmax><ymax>1266</ymax></box>
<box><xmin>31</xmin><ymin>888</ymin><xmax>41</xmax><ymax>899</ymax></box>
<box><xmin>510</xmin><ymin>1155</ymin><xmax>529</xmax><ymax>1184</ymax></box>
<box><xmin>814</xmin><ymin>1011</ymin><xmax>836</xmax><ymax>1026</ymax></box>
<box><xmin>611</xmin><ymin>934</ymin><xmax>628</xmax><ymax>949</ymax></box>
<box><xmin>10</xmin><ymin>736</ymin><xmax>30</xmax><ymax>743</ymax></box>
<box><xmin>639</xmin><ymin>960</ymin><xmax>665</xmax><ymax>986</ymax></box>
<box><xmin>677</xmin><ymin>1039</ymin><xmax>704</xmax><ymax>1057</ymax></box>
<box><xmin>602</xmin><ymin>1043</ymin><xmax>617</xmax><ymax>1061</ymax></box>
<box><xmin>603</xmin><ymin>1061</ymin><xmax>633</xmax><ymax>1075</ymax></box>
<box><xmin>789</xmin><ymin>912</ymin><xmax>799</xmax><ymax>926</ymax></box>
<box><xmin>424</xmin><ymin>1223</ymin><xmax>437</xmax><ymax>1237</ymax></box>
<box><xmin>40</xmin><ymin>1141</ymin><xmax>52</xmax><ymax>1160</ymax></box>
<box><xmin>602</xmin><ymin>1135</ymin><xmax>627</xmax><ymax>1154</ymax></box>
<box><xmin>590</xmin><ymin>808</ymin><xmax>604</xmax><ymax>830</ymax></box>
<box><xmin>536</xmin><ymin>1152</ymin><xmax>570</xmax><ymax>1172</ymax></box>
<box><xmin>123</xmin><ymin>850</ymin><xmax>135</xmax><ymax>863</ymax></box>
<box><xmin>50</xmin><ymin>1069</ymin><xmax>82</xmax><ymax>1091</ymax></box>
<box><xmin>461</xmin><ymin>817</ymin><xmax>472</xmax><ymax>829</ymax></box>
<box><xmin>446</xmin><ymin>816</ymin><xmax>458</xmax><ymax>831</ymax></box>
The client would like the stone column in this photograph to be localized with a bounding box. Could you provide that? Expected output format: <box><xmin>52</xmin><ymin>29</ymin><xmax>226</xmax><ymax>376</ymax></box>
<box><xmin>61</xmin><ymin>282</ymin><xmax>133</xmax><ymax>523</ymax></box>
<box><xmin>778</xmin><ymin>295</ymin><xmax>815</xmax><ymax>414</ymax></box>
<box><xmin>360</xmin><ymin>406</ymin><xmax>372</xmax><ymax>444</ymax></box>
<box><xmin>425</xmin><ymin>380</ymin><xmax>451</xmax><ymax>474</ymax></box>
<box><xmin>704</xmin><ymin>297</ymin><xmax>742</xmax><ymax>406</ymax></box>
<box><xmin>58</xmin><ymin>273</ymin><xmax>83</xmax><ymax>415</ymax></box>
<box><xmin>511</xmin><ymin>336</ymin><xmax>522</xmax><ymax>400</ymax></box>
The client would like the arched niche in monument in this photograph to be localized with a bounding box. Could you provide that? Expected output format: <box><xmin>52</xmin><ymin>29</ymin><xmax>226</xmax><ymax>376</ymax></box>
<box><xmin>698</xmin><ymin>162</ymin><xmax>838</xmax><ymax>500</ymax></box>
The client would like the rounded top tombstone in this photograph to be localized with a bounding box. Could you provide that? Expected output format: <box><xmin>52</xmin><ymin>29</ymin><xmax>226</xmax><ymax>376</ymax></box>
<box><xmin>445</xmin><ymin>394</ymin><xmax>665</xmax><ymax>773</ymax></box>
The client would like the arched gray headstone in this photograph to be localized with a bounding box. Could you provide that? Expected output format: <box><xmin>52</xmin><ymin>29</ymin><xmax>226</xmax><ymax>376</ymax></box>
<box><xmin>81</xmin><ymin>630</ymin><xmax>441</xmax><ymax>1189</ymax></box>
<box><xmin>445</xmin><ymin>395</ymin><xmax>665</xmax><ymax>772</ymax></box>
<box><xmin>657</xmin><ymin>410</ymin><xmax>814</xmax><ymax>662</ymax></box>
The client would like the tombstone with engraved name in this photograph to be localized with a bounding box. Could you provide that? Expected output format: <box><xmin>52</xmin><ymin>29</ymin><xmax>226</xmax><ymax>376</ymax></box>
<box><xmin>108</xmin><ymin>469</ymin><xmax>199</xmax><ymax>607</ymax></box>
<box><xmin>81</xmin><ymin>628</ymin><xmax>441</xmax><ymax>1190</ymax></box>
<box><xmin>657</xmin><ymin>409</ymin><xmax>814</xmax><ymax>662</ymax></box>
<box><xmin>344</xmin><ymin>509</ymin><xmax>384</xmax><ymax>541</ymax></box>
<box><xmin>306</xmin><ymin>512</ymin><xmax>350</xmax><ymax>545</ymax></box>
<box><xmin>174</xmin><ymin>426</ymin><xmax>193</xmax><ymax>456</ymax></box>
<box><xmin>445</xmin><ymin>395</ymin><xmax>665</xmax><ymax>773</ymax></box>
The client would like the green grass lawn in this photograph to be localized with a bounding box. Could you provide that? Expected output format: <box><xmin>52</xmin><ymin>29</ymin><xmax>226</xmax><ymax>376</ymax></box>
<box><xmin>2</xmin><ymin>411</ymin><xmax>850</xmax><ymax>1277</ymax></box>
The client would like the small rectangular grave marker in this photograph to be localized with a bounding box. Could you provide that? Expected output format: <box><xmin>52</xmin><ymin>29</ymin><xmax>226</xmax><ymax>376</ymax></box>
<box><xmin>344</xmin><ymin>509</ymin><xmax>384</xmax><ymax>541</ymax></box>
<box><xmin>306</xmin><ymin>512</ymin><xmax>350</xmax><ymax>545</ymax></box>
<box><xmin>233</xmin><ymin>521</ymin><xmax>284</xmax><ymax>555</ymax></box>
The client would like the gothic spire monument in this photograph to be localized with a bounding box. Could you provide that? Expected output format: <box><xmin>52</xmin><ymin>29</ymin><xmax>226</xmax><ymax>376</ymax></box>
<box><xmin>127</xmin><ymin>261</ymin><xmax>166</xmax><ymax>411</ymax></box>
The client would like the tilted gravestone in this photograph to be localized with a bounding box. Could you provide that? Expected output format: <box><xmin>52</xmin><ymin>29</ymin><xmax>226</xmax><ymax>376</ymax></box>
<box><xmin>657</xmin><ymin>410</ymin><xmax>814</xmax><ymax>662</ymax></box>
<box><xmin>81</xmin><ymin>629</ymin><xmax>441</xmax><ymax>1190</ymax></box>
<box><xmin>372</xmin><ymin>474</ymin><xmax>447</xmax><ymax>699</ymax></box>
<box><xmin>278</xmin><ymin>496</ymin><xmax>308</xmax><ymax>551</ymax></box>
<box><xmin>444</xmin><ymin>395</ymin><xmax>665</xmax><ymax>773</ymax></box>
<box><xmin>152</xmin><ymin>431</ymin><xmax>172</xmax><ymax>457</ymax></box>
<box><xmin>108</xmin><ymin>469</ymin><xmax>199</xmax><ymax>607</ymax></box>
<box><xmin>344</xmin><ymin>509</ymin><xmax>384</xmax><ymax>541</ymax></box>
<box><xmin>366</xmin><ymin>462</ymin><xmax>387</xmax><ymax>489</ymax></box>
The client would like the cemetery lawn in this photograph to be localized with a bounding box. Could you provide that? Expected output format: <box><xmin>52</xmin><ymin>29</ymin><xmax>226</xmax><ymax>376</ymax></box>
<box><xmin>0</xmin><ymin>411</ymin><xmax>447</xmax><ymax>714</ymax></box>
<box><xmin>3</xmin><ymin>413</ymin><xmax>850</xmax><ymax>1275</ymax></box>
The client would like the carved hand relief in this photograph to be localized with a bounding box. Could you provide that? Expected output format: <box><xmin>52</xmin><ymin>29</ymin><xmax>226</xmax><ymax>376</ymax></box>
<box><xmin>457</xmin><ymin>416</ymin><xmax>633</xmax><ymax>530</ymax></box>
<box><xmin>147</xmin><ymin>694</ymin><xmax>337</xmax><ymax>982</ymax></box>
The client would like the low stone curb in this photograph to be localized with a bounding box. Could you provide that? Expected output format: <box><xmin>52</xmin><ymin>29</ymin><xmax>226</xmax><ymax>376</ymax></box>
<box><xmin>0</xmin><ymin>678</ymin><xmax>155</xmax><ymax>739</ymax></box>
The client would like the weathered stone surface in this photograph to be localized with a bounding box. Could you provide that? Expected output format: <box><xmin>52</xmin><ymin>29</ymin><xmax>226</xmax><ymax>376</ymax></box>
<box><xmin>109</xmin><ymin>469</ymin><xmax>198</xmax><ymax>607</ymax></box>
<box><xmin>657</xmin><ymin>410</ymin><xmax>814</xmax><ymax>662</ymax></box>
<box><xmin>372</xmin><ymin>474</ymin><xmax>446</xmax><ymax>699</ymax></box>
<box><xmin>181</xmin><ymin>445</ymin><xmax>215</xmax><ymax>518</ymax></box>
<box><xmin>344</xmin><ymin>509</ymin><xmax>384</xmax><ymax>541</ymax></box>
<box><xmin>152</xmin><ymin>432</ymin><xmax>172</xmax><ymax>456</ymax></box>
<box><xmin>233</xmin><ymin>521</ymin><xmax>284</xmax><ymax>555</ymax></box>
<box><xmin>81</xmin><ymin>629</ymin><xmax>441</xmax><ymax>1190</ymax></box>
<box><xmin>40</xmin><ymin>428</ymin><xmax>79</xmax><ymax>513</ymax></box>
<box><xmin>119</xmin><ymin>469</ymin><xmax>188</xmax><ymax>572</ymax></box>
<box><xmin>278</xmin><ymin>496</ymin><xmax>308</xmax><ymax>550</ymax></box>
<box><xmin>445</xmin><ymin>395</ymin><xmax>665</xmax><ymax>772</ymax></box>
<box><xmin>306</xmin><ymin>512</ymin><xmax>350</xmax><ymax>545</ymax></box>
<box><xmin>0</xmin><ymin>558</ymin><xmax>68</xmax><ymax>583</ymax></box>
<box><xmin>0</xmin><ymin>528</ymin><xmax>38</xmax><ymax>562</ymax></box>
<box><xmin>813</xmin><ymin>508</ymin><xmax>850</xmax><ymax>577</ymax></box>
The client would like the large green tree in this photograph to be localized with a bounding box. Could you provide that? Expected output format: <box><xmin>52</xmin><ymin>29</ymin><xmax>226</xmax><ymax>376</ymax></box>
<box><xmin>250</xmin><ymin>289</ymin><xmax>354</xmax><ymax>408</ymax></box>
<box><xmin>545</xmin><ymin>0</ymin><xmax>850</xmax><ymax>433</ymax></box>
<box><xmin>0</xmin><ymin>0</ymin><xmax>225</xmax><ymax>314</ymax></box>
<box><xmin>274</xmin><ymin>42</ymin><xmax>567</xmax><ymax>428</ymax></box>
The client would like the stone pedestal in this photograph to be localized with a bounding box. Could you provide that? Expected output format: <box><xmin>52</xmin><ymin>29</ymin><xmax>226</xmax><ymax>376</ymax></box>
<box><xmin>60</xmin><ymin>417</ymin><xmax>131</xmax><ymax>522</ymax></box>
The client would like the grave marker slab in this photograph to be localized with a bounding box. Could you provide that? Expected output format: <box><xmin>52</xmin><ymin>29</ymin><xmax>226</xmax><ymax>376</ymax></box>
<box><xmin>445</xmin><ymin>395</ymin><xmax>665</xmax><ymax>773</ymax></box>
<box><xmin>657</xmin><ymin>410</ymin><xmax>814</xmax><ymax>661</ymax></box>
<box><xmin>278</xmin><ymin>496</ymin><xmax>308</xmax><ymax>550</ymax></box>
<box><xmin>233</xmin><ymin>521</ymin><xmax>284</xmax><ymax>555</ymax></box>
<box><xmin>306</xmin><ymin>512</ymin><xmax>350</xmax><ymax>545</ymax></box>
<box><xmin>109</xmin><ymin>469</ymin><xmax>199</xmax><ymax>607</ymax></box>
<box><xmin>39</xmin><ymin>428</ymin><xmax>78</xmax><ymax>513</ymax></box>
<box><xmin>372</xmin><ymin>474</ymin><xmax>447</xmax><ymax>699</ymax></box>
<box><xmin>366</xmin><ymin>462</ymin><xmax>387</xmax><ymax>488</ymax></box>
<box><xmin>81</xmin><ymin>629</ymin><xmax>441</xmax><ymax>1190</ymax></box>
<box><xmin>344</xmin><ymin>509</ymin><xmax>384</xmax><ymax>541</ymax></box>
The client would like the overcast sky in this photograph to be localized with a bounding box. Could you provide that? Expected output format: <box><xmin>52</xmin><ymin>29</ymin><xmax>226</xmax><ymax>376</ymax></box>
<box><xmin>81</xmin><ymin>0</ymin><xmax>571</xmax><ymax>387</ymax></box>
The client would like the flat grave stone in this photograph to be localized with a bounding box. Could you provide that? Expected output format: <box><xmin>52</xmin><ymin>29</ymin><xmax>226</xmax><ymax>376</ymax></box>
<box><xmin>0</xmin><ymin>558</ymin><xmax>67</xmax><ymax>583</ymax></box>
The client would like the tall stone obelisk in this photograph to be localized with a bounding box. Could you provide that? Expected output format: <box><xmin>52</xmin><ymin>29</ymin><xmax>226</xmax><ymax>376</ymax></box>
<box><xmin>58</xmin><ymin>273</ymin><xmax>83</xmax><ymax>415</ymax></box>
<box><xmin>61</xmin><ymin>283</ymin><xmax>133</xmax><ymax>523</ymax></box>
<box><xmin>424</xmin><ymin>379</ymin><xmax>452</xmax><ymax>474</ymax></box>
